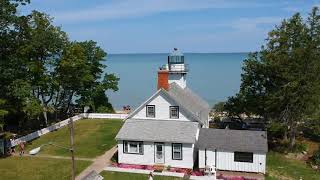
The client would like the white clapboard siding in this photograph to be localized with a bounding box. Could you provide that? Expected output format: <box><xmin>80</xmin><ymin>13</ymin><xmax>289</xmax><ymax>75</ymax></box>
<box><xmin>198</xmin><ymin>149</ymin><xmax>216</xmax><ymax>169</ymax></box>
<box><xmin>118</xmin><ymin>141</ymin><xmax>195</xmax><ymax>169</ymax></box>
<box><xmin>199</xmin><ymin>149</ymin><xmax>266</xmax><ymax>174</ymax></box>
<box><xmin>133</xmin><ymin>93</ymin><xmax>192</xmax><ymax>122</ymax></box>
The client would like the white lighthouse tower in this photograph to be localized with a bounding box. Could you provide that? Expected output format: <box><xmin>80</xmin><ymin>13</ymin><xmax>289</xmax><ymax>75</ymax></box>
<box><xmin>159</xmin><ymin>48</ymin><xmax>188</xmax><ymax>89</ymax></box>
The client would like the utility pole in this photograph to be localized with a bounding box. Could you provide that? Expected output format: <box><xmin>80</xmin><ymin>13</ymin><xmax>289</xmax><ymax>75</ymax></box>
<box><xmin>69</xmin><ymin>111</ymin><xmax>76</xmax><ymax>180</ymax></box>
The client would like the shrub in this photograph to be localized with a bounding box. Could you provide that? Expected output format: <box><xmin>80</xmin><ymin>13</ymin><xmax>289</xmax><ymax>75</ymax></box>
<box><xmin>312</xmin><ymin>148</ymin><xmax>320</xmax><ymax>166</ymax></box>
<box><xmin>293</xmin><ymin>142</ymin><xmax>308</xmax><ymax>153</ymax></box>
<box><xmin>272</xmin><ymin>140</ymin><xmax>307</xmax><ymax>153</ymax></box>
<box><xmin>267</xmin><ymin>121</ymin><xmax>286</xmax><ymax>140</ymax></box>
<box><xmin>213</xmin><ymin>116</ymin><xmax>221</xmax><ymax>122</ymax></box>
<box><xmin>166</xmin><ymin>165</ymin><xmax>171</xmax><ymax>171</ymax></box>
<box><xmin>301</xmin><ymin>120</ymin><xmax>320</xmax><ymax>142</ymax></box>
<box><xmin>153</xmin><ymin>165</ymin><xmax>164</xmax><ymax>172</ymax></box>
<box><xmin>111</xmin><ymin>150</ymin><xmax>118</xmax><ymax>163</ymax></box>
<box><xmin>96</xmin><ymin>106</ymin><xmax>114</xmax><ymax>113</ymax></box>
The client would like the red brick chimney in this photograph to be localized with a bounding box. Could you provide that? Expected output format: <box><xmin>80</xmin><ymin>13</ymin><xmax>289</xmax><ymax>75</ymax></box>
<box><xmin>157</xmin><ymin>70</ymin><xmax>169</xmax><ymax>90</ymax></box>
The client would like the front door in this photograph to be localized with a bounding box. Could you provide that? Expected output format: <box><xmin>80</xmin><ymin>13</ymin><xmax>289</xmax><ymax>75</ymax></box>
<box><xmin>154</xmin><ymin>143</ymin><xmax>165</xmax><ymax>164</ymax></box>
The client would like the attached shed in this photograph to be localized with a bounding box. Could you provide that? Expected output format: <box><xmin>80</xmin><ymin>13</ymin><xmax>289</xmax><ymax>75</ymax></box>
<box><xmin>198</xmin><ymin>129</ymin><xmax>268</xmax><ymax>174</ymax></box>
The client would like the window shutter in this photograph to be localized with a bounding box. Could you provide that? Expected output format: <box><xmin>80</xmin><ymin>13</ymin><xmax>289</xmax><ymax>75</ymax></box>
<box><xmin>139</xmin><ymin>142</ymin><xmax>143</xmax><ymax>154</ymax></box>
<box><xmin>124</xmin><ymin>141</ymin><xmax>128</xmax><ymax>153</ymax></box>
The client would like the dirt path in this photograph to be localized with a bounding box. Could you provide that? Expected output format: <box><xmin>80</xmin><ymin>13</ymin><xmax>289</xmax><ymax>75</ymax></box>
<box><xmin>12</xmin><ymin>153</ymin><xmax>95</xmax><ymax>161</ymax></box>
<box><xmin>75</xmin><ymin>146</ymin><xmax>117</xmax><ymax>180</ymax></box>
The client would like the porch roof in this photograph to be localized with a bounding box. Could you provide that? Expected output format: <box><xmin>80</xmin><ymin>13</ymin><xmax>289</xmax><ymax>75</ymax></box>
<box><xmin>115</xmin><ymin>119</ymin><xmax>199</xmax><ymax>144</ymax></box>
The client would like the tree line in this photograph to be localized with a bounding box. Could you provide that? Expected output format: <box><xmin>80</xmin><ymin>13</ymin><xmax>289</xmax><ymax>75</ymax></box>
<box><xmin>0</xmin><ymin>0</ymin><xmax>119</xmax><ymax>132</ymax></box>
<box><xmin>223</xmin><ymin>7</ymin><xmax>320</xmax><ymax>149</ymax></box>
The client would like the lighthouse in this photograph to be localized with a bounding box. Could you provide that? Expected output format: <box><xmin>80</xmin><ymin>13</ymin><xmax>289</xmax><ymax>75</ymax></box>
<box><xmin>157</xmin><ymin>48</ymin><xmax>188</xmax><ymax>90</ymax></box>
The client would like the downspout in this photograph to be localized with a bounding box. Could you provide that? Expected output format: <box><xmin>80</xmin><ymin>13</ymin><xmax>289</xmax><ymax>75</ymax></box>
<box><xmin>205</xmin><ymin>148</ymin><xmax>207</xmax><ymax>166</ymax></box>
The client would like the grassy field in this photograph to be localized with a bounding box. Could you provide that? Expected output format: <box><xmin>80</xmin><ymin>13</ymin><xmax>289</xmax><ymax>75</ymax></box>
<box><xmin>25</xmin><ymin>119</ymin><xmax>123</xmax><ymax>158</ymax></box>
<box><xmin>266</xmin><ymin>151</ymin><xmax>320</xmax><ymax>180</ymax></box>
<box><xmin>100</xmin><ymin>171</ymin><xmax>182</xmax><ymax>180</ymax></box>
<box><xmin>0</xmin><ymin>119</ymin><xmax>123</xmax><ymax>180</ymax></box>
<box><xmin>0</xmin><ymin>156</ymin><xmax>91</xmax><ymax>180</ymax></box>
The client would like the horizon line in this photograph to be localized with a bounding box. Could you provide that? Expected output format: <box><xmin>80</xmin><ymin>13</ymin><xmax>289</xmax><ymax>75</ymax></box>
<box><xmin>108</xmin><ymin>51</ymin><xmax>251</xmax><ymax>55</ymax></box>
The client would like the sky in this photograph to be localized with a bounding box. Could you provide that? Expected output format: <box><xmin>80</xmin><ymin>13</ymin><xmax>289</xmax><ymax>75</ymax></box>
<box><xmin>20</xmin><ymin>0</ymin><xmax>320</xmax><ymax>54</ymax></box>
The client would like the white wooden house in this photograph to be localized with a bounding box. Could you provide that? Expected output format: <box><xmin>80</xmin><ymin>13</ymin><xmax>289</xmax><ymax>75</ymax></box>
<box><xmin>198</xmin><ymin>129</ymin><xmax>267</xmax><ymax>173</ymax></box>
<box><xmin>115</xmin><ymin>49</ymin><xmax>267</xmax><ymax>173</ymax></box>
<box><xmin>116</xmin><ymin>49</ymin><xmax>209</xmax><ymax>169</ymax></box>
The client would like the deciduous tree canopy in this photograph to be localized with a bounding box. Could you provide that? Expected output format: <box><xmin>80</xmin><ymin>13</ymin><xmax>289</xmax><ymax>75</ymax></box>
<box><xmin>0</xmin><ymin>0</ymin><xmax>119</xmax><ymax>131</ymax></box>
<box><xmin>225</xmin><ymin>7</ymin><xmax>320</xmax><ymax>148</ymax></box>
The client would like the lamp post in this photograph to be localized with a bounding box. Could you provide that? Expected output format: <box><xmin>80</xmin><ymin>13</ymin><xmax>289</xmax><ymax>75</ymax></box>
<box><xmin>29</xmin><ymin>107</ymin><xmax>76</xmax><ymax>180</ymax></box>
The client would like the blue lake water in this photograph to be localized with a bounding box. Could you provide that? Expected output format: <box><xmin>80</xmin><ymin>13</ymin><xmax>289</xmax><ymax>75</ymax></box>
<box><xmin>104</xmin><ymin>53</ymin><xmax>248</xmax><ymax>110</ymax></box>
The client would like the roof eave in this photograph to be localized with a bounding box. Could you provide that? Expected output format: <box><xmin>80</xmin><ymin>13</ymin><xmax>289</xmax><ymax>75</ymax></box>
<box><xmin>115</xmin><ymin>137</ymin><xmax>196</xmax><ymax>144</ymax></box>
<box><xmin>198</xmin><ymin>146</ymin><xmax>268</xmax><ymax>153</ymax></box>
<box><xmin>125</xmin><ymin>89</ymin><xmax>163</xmax><ymax>120</ymax></box>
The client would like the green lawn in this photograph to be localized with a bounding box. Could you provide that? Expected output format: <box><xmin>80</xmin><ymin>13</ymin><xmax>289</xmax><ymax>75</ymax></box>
<box><xmin>25</xmin><ymin>119</ymin><xmax>123</xmax><ymax>158</ymax></box>
<box><xmin>266</xmin><ymin>151</ymin><xmax>320</xmax><ymax>180</ymax></box>
<box><xmin>100</xmin><ymin>171</ymin><xmax>182</xmax><ymax>180</ymax></box>
<box><xmin>0</xmin><ymin>156</ymin><xmax>91</xmax><ymax>180</ymax></box>
<box><xmin>0</xmin><ymin>119</ymin><xmax>124</xmax><ymax>180</ymax></box>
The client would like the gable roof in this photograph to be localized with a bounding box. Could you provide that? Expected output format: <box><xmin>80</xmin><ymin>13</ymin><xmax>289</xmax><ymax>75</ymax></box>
<box><xmin>115</xmin><ymin>119</ymin><xmax>199</xmax><ymax>143</ymax></box>
<box><xmin>168</xmin><ymin>83</ymin><xmax>210</xmax><ymax>125</ymax></box>
<box><xmin>197</xmin><ymin>128</ymin><xmax>268</xmax><ymax>153</ymax></box>
<box><xmin>126</xmin><ymin>83</ymin><xmax>210</xmax><ymax>125</ymax></box>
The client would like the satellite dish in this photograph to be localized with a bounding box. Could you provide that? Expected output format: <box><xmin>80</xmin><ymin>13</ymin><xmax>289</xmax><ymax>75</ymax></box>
<box><xmin>29</xmin><ymin>147</ymin><xmax>41</xmax><ymax>155</ymax></box>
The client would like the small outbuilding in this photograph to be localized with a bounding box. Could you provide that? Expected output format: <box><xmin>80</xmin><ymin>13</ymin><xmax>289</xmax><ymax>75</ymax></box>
<box><xmin>198</xmin><ymin>129</ymin><xmax>267</xmax><ymax>174</ymax></box>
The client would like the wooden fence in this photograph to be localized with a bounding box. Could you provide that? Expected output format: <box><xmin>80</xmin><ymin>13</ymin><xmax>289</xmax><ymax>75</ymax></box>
<box><xmin>84</xmin><ymin>113</ymin><xmax>128</xmax><ymax>119</ymax></box>
<box><xmin>9</xmin><ymin>113</ymin><xmax>128</xmax><ymax>147</ymax></box>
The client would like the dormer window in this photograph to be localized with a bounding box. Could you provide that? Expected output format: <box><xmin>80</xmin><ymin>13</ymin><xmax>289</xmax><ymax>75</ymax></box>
<box><xmin>146</xmin><ymin>105</ymin><xmax>155</xmax><ymax>118</ymax></box>
<box><xmin>170</xmin><ymin>106</ymin><xmax>179</xmax><ymax>119</ymax></box>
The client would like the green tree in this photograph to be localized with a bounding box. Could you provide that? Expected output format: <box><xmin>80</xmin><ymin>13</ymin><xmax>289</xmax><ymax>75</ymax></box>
<box><xmin>0</xmin><ymin>99</ymin><xmax>8</xmax><ymax>131</ymax></box>
<box><xmin>212</xmin><ymin>102</ymin><xmax>225</xmax><ymax>113</ymax></box>
<box><xmin>0</xmin><ymin>0</ymin><xmax>119</xmax><ymax>130</ymax></box>
<box><xmin>56</xmin><ymin>43</ymin><xmax>92</xmax><ymax>113</ymax></box>
<box><xmin>75</xmin><ymin>41</ymin><xmax>119</xmax><ymax>113</ymax></box>
<box><xmin>21</xmin><ymin>11</ymin><xmax>68</xmax><ymax>126</ymax></box>
<box><xmin>55</xmin><ymin>41</ymin><xmax>119</xmax><ymax>114</ymax></box>
<box><xmin>226</xmin><ymin>7</ymin><xmax>320</xmax><ymax>149</ymax></box>
<box><xmin>225</xmin><ymin>94</ymin><xmax>246</xmax><ymax>120</ymax></box>
<box><xmin>0</xmin><ymin>0</ymin><xmax>32</xmax><ymax>129</ymax></box>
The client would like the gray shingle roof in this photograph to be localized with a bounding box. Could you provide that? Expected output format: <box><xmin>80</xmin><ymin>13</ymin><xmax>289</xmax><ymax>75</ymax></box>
<box><xmin>115</xmin><ymin>119</ymin><xmax>199</xmax><ymax>144</ymax></box>
<box><xmin>197</xmin><ymin>129</ymin><xmax>268</xmax><ymax>153</ymax></box>
<box><xmin>125</xmin><ymin>82</ymin><xmax>209</xmax><ymax>125</ymax></box>
<box><xmin>168</xmin><ymin>83</ymin><xmax>210</xmax><ymax>125</ymax></box>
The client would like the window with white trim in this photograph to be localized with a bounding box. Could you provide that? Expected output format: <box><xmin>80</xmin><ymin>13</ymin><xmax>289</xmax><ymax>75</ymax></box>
<box><xmin>172</xmin><ymin>143</ymin><xmax>182</xmax><ymax>160</ymax></box>
<box><xmin>146</xmin><ymin>105</ymin><xmax>155</xmax><ymax>118</ymax></box>
<box><xmin>170</xmin><ymin>106</ymin><xmax>179</xmax><ymax>119</ymax></box>
<box><xmin>123</xmin><ymin>141</ymin><xmax>143</xmax><ymax>154</ymax></box>
<box><xmin>234</xmin><ymin>152</ymin><xmax>253</xmax><ymax>163</ymax></box>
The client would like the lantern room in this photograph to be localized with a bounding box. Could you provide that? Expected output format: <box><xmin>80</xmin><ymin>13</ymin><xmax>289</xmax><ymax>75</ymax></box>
<box><xmin>158</xmin><ymin>48</ymin><xmax>188</xmax><ymax>89</ymax></box>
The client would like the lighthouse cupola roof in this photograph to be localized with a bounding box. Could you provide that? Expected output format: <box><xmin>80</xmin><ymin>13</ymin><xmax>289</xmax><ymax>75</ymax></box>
<box><xmin>168</xmin><ymin>48</ymin><xmax>184</xmax><ymax>64</ymax></box>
